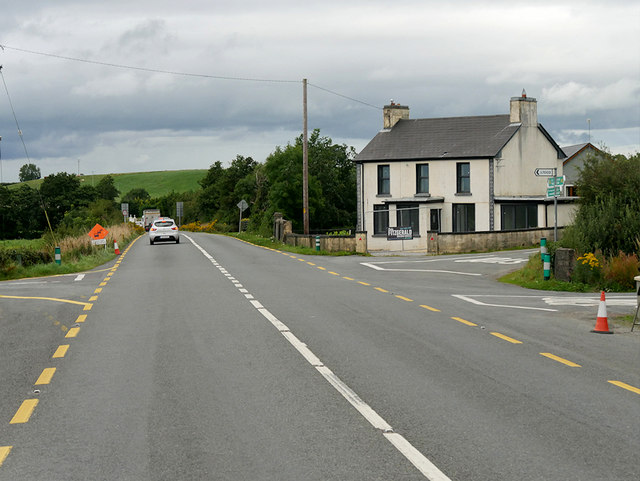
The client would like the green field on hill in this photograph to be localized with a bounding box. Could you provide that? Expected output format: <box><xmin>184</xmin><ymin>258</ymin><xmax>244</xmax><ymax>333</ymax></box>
<box><xmin>9</xmin><ymin>169</ymin><xmax>207</xmax><ymax>199</ymax></box>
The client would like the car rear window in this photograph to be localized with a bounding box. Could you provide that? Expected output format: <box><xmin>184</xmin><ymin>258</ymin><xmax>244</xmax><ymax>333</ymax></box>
<box><xmin>155</xmin><ymin>221</ymin><xmax>174</xmax><ymax>227</ymax></box>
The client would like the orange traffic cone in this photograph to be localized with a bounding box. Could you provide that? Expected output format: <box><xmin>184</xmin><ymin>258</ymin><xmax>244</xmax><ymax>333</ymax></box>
<box><xmin>114</xmin><ymin>241</ymin><xmax>121</xmax><ymax>255</ymax></box>
<box><xmin>591</xmin><ymin>291</ymin><xmax>613</xmax><ymax>334</ymax></box>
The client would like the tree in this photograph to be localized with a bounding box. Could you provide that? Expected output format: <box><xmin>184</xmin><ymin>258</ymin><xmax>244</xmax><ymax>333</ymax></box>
<box><xmin>252</xmin><ymin>130</ymin><xmax>356</xmax><ymax>233</ymax></box>
<box><xmin>563</xmin><ymin>151</ymin><xmax>640</xmax><ymax>256</ymax></box>
<box><xmin>95</xmin><ymin>175</ymin><xmax>120</xmax><ymax>201</ymax></box>
<box><xmin>19</xmin><ymin>163</ymin><xmax>41</xmax><ymax>182</ymax></box>
<box><xmin>39</xmin><ymin>172</ymin><xmax>81</xmax><ymax>228</ymax></box>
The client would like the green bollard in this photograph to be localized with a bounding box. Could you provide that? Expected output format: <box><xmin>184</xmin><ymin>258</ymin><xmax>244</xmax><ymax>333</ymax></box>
<box><xmin>543</xmin><ymin>253</ymin><xmax>551</xmax><ymax>280</ymax></box>
<box><xmin>55</xmin><ymin>246</ymin><xmax>61</xmax><ymax>266</ymax></box>
<box><xmin>540</xmin><ymin>237</ymin><xmax>547</xmax><ymax>260</ymax></box>
<box><xmin>315</xmin><ymin>235</ymin><xmax>320</xmax><ymax>251</ymax></box>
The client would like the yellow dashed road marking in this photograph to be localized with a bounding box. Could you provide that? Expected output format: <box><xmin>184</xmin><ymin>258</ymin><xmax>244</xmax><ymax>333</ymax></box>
<box><xmin>94</xmin><ymin>288</ymin><xmax>102</xmax><ymax>294</ymax></box>
<box><xmin>328</xmin><ymin>271</ymin><xmax>340</xmax><ymax>276</ymax></box>
<box><xmin>76</xmin><ymin>314</ymin><xmax>87</xmax><ymax>323</ymax></box>
<box><xmin>396</xmin><ymin>295</ymin><xmax>413</xmax><ymax>302</ymax></box>
<box><xmin>358</xmin><ymin>281</ymin><xmax>371</xmax><ymax>286</ymax></box>
<box><xmin>52</xmin><ymin>345</ymin><xmax>69</xmax><ymax>358</ymax></box>
<box><xmin>491</xmin><ymin>332</ymin><xmax>522</xmax><ymax>344</ymax></box>
<box><xmin>375</xmin><ymin>287</ymin><xmax>389</xmax><ymax>293</ymax></box>
<box><xmin>65</xmin><ymin>327</ymin><xmax>80</xmax><ymax>338</ymax></box>
<box><xmin>451</xmin><ymin>316</ymin><xmax>477</xmax><ymax>326</ymax></box>
<box><xmin>35</xmin><ymin>367</ymin><xmax>56</xmax><ymax>385</ymax></box>
<box><xmin>317</xmin><ymin>266</ymin><xmax>326</xmax><ymax>271</ymax></box>
<box><xmin>83</xmin><ymin>304</ymin><xmax>93</xmax><ymax>311</ymax></box>
<box><xmin>89</xmin><ymin>296</ymin><xmax>98</xmax><ymax>301</ymax></box>
<box><xmin>0</xmin><ymin>446</ymin><xmax>12</xmax><ymax>467</ymax></box>
<box><xmin>307</xmin><ymin>262</ymin><xmax>316</xmax><ymax>266</ymax></box>
<box><xmin>540</xmin><ymin>352</ymin><xmax>581</xmax><ymax>367</ymax></box>
<box><xmin>10</xmin><ymin>399</ymin><xmax>38</xmax><ymax>424</ymax></box>
<box><xmin>343</xmin><ymin>277</ymin><xmax>354</xmax><ymax>281</ymax></box>
<box><xmin>608</xmin><ymin>380</ymin><xmax>640</xmax><ymax>395</ymax></box>
<box><xmin>421</xmin><ymin>305</ymin><xmax>440</xmax><ymax>312</ymax></box>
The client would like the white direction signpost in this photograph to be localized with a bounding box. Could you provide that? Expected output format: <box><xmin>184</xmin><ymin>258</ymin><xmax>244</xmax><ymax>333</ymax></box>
<box><xmin>534</xmin><ymin>167</ymin><xmax>560</xmax><ymax>241</ymax></box>
<box><xmin>534</xmin><ymin>168</ymin><xmax>555</xmax><ymax>177</ymax></box>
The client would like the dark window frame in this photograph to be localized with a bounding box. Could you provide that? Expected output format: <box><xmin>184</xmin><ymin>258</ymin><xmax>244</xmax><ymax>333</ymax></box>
<box><xmin>396</xmin><ymin>203</ymin><xmax>420</xmax><ymax>235</ymax></box>
<box><xmin>456</xmin><ymin>162</ymin><xmax>471</xmax><ymax>194</ymax></box>
<box><xmin>373</xmin><ymin>204</ymin><xmax>389</xmax><ymax>235</ymax></box>
<box><xmin>416</xmin><ymin>163</ymin><xmax>429</xmax><ymax>194</ymax></box>
<box><xmin>500</xmin><ymin>204</ymin><xmax>538</xmax><ymax>230</ymax></box>
<box><xmin>452</xmin><ymin>203</ymin><xmax>475</xmax><ymax>233</ymax></box>
<box><xmin>377</xmin><ymin>164</ymin><xmax>390</xmax><ymax>195</ymax></box>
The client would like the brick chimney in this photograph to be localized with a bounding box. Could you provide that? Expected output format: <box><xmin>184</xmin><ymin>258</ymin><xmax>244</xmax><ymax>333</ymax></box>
<box><xmin>510</xmin><ymin>89</ymin><xmax>538</xmax><ymax>126</ymax></box>
<box><xmin>383</xmin><ymin>101</ymin><xmax>409</xmax><ymax>129</ymax></box>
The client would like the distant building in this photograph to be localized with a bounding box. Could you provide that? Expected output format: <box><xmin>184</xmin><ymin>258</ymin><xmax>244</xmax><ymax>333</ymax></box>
<box><xmin>561</xmin><ymin>142</ymin><xmax>604</xmax><ymax>197</ymax></box>
<box><xmin>355</xmin><ymin>92</ymin><xmax>576</xmax><ymax>252</ymax></box>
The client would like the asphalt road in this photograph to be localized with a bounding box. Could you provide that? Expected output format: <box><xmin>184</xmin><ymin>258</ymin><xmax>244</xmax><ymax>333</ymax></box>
<box><xmin>0</xmin><ymin>234</ymin><xmax>638</xmax><ymax>480</ymax></box>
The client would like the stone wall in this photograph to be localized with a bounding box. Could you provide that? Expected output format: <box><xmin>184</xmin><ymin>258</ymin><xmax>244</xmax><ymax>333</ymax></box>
<box><xmin>284</xmin><ymin>232</ymin><xmax>368</xmax><ymax>254</ymax></box>
<box><xmin>429</xmin><ymin>227</ymin><xmax>562</xmax><ymax>255</ymax></box>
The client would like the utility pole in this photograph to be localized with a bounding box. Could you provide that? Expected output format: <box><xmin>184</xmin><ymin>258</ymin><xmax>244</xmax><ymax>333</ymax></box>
<box><xmin>302</xmin><ymin>78</ymin><xmax>309</xmax><ymax>235</ymax></box>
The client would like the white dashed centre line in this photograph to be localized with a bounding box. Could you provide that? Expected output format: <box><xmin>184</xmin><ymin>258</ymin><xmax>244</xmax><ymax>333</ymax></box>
<box><xmin>183</xmin><ymin>234</ymin><xmax>451</xmax><ymax>481</ymax></box>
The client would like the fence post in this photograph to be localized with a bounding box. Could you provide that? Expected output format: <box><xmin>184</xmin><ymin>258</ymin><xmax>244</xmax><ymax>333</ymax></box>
<box><xmin>540</xmin><ymin>237</ymin><xmax>547</xmax><ymax>260</ymax></box>
<box><xmin>55</xmin><ymin>247</ymin><xmax>61</xmax><ymax>266</ymax></box>
<box><xmin>315</xmin><ymin>235</ymin><xmax>320</xmax><ymax>251</ymax></box>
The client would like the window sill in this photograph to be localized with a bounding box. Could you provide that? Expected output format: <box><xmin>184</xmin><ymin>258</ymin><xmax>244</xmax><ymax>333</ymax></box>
<box><xmin>376</xmin><ymin>194</ymin><xmax>391</xmax><ymax>198</ymax></box>
<box><xmin>455</xmin><ymin>192</ymin><xmax>472</xmax><ymax>196</ymax></box>
<box><xmin>414</xmin><ymin>193</ymin><xmax>431</xmax><ymax>197</ymax></box>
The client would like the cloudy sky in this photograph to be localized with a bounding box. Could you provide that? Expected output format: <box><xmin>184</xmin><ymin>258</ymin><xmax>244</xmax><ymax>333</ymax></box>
<box><xmin>0</xmin><ymin>0</ymin><xmax>638</xmax><ymax>183</ymax></box>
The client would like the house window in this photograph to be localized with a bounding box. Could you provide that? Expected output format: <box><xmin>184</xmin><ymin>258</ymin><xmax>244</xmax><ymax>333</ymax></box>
<box><xmin>501</xmin><ymin>204</ymin><xmax>537</xmax><ymax>230</ymax></box>
<box><xmin>566</xmin><ymin>185</ymin><xmax>577</xmax><ymax>197</ymax></box>
<box><xmin>396</xmin><ymin>203</ymin><xmax>419</xmax><ymax>234</ymax></box>
<box><xmin>416</xmin><ymin>164</ymin><xmax>429</xmax><ymax>194</ymax></box>
<box><xmin>373</xmin><ymin>204</ymin><xmax>389</xmax><ymax>235</ymax></box>
<box><xmin>453</xmin><ymin>204</ymin><xmax>475</xmax><ymax>232</ymax></box>
<box><xmin>456</xmin><ymin>162</ymin><xmax>470</xmax><ymax>194</ymax></box>
<box><xmin>378</xmin><ymin>165</ymin><xmax>390</xmax><ymax>195</ymax></box>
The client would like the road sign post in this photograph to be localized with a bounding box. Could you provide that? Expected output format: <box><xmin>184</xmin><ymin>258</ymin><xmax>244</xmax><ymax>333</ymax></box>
<box><xmin>237</xmin><ymin>199</ymin><xmax>249</xmax><ymax>233</ymax></box>
<box><xmin>88</xmin><ymin>224</ymin><xmax>109</xmax><ymax>249</ymax></box>
<box><xmin>535</xmin><ymin>167</ymin><xmax>560</xmax><ymax>241</ymax></box>
<box><xmin>176</xmin><ymin>202</ymin><xmax>183</xmax><ymax>227</ymax></box>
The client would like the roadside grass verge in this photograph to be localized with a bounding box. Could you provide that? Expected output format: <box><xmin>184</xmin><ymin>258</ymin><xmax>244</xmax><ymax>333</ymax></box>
<box><xmin>0</xmin><ymin>249</ymin><xmax>118</xmax><ymax>281</ymax></box>
<box><xmin>0</xmin><ymin>225</ymin><xmax>142</xmax><ymax>281</ymax></box>
<box><xmin>499</xmin><ymin>253</ymin><xmax>594</xmax><ymax>292</ymax></box>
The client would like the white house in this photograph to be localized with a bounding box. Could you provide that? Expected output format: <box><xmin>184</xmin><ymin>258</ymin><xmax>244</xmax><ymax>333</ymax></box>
<box><xmin>355</xmin><ymin>92</ymin><xmax>575</xmax><ymax>252</ymax></box>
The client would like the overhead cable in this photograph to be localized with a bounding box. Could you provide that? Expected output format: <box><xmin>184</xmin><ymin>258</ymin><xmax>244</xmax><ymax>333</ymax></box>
<box><xmin>0</xmin><ymin>43</ymin><xmax>381</xmax><ymax>109</ymax></box>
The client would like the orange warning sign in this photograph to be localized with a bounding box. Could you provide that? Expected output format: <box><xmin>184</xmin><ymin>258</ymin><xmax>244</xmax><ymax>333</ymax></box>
<box><xmin>88</xmin><ymin>224</ymin><xmax>108</xmax><ymax>240</ymax></box>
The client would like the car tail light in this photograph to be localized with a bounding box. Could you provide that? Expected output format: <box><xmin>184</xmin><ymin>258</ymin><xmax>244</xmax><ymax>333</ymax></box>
<box><xmin>171</xmin><ymin>226</ymin><xmax>178</xmax><ymax>230</ymax></box>
<box><xmin>150</xmin><ymin>227</ymin><xmax>157</xmax><ymax>231</ymax></box>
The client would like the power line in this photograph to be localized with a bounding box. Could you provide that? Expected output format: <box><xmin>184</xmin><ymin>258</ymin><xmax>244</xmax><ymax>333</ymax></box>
<box><xmin>0</xmin><ymin>44</ymin><xmax>383</xmax><ymax>109</ymax></box>
<box><xmin>0</xmin><ymin>44</ymin><xmax>298</xmax><ymax>84</ymax></box>
<box><xmin>0</xmin><ymin>65</ymin><xmax>31</xmax><ymax>163</ymax></box>
<box><xmin>309</xmin><ymin>82</ymin><xmax>381</xmax><ymax>110</ymax></box>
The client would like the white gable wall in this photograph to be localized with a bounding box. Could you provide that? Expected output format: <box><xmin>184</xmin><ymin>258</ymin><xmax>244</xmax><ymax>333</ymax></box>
<box><xmin>494</xmin><ymin>127</ymin><xmax>562</xmax><ymax>197</ymax></box>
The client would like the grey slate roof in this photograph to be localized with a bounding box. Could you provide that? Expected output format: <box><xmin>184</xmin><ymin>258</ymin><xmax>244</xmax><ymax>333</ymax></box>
<box><xmin>356</xmin><ymin>114</ymin><xmax>520</xmax><ymax>162</ymax></box>
<box><xmin>561</xmin><ymin>143</ymin><xmax>592</xmax><ymax>160</ymax></box>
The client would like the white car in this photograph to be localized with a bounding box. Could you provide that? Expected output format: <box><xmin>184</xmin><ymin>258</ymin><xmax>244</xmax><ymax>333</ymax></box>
<box><xmin>149</xmin><ymin>218</ymin><xmax>180</xmax><ymax>244</ymax></box>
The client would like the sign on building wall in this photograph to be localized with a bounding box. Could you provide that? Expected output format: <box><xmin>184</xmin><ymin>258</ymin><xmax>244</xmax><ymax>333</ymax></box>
<box><xmin>387</xmin><ymin>226</ymin><xmax>413</xmax><ymax>240</ymax></box>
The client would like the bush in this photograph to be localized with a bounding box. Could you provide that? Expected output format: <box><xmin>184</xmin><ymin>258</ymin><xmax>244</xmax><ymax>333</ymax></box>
<box><xmin>603</xmin><ymin>252</ymin><xmax>639</xmax><ymax>291</ymax></box>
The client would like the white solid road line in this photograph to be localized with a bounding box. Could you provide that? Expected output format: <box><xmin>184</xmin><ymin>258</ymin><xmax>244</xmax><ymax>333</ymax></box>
<box><xmin>361</xmin><ymin>262</ymin><xmax>482</xmax><ymax>276</ymax></box>
<box><xmin>184</xmin><ymin>234</ymin><xmax>452</xmax><ymax>481</ymax></box>
<box><xmin>453</xmin><ymin>294</ymin><xmax>558</xmax><ymax>312</ymax></box>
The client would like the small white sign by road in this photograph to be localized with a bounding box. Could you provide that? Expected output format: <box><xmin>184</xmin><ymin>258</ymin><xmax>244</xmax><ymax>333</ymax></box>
<box><xmin>534</xmin><ymin>168</ymin><xmax>555</xmax><ymax>177</ymax></box>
